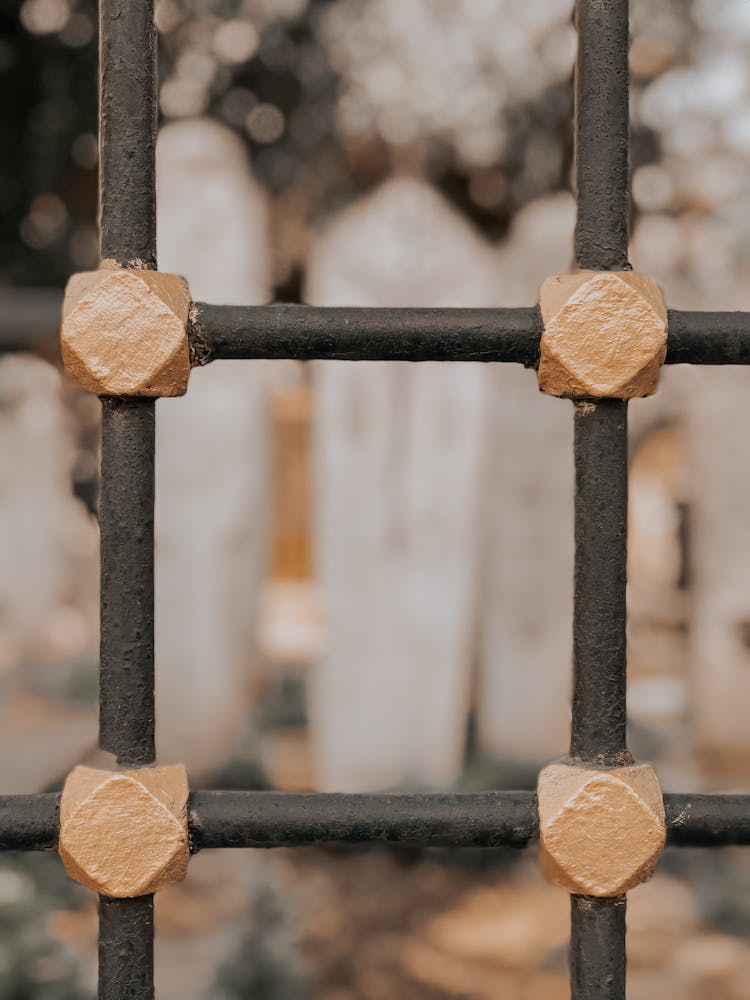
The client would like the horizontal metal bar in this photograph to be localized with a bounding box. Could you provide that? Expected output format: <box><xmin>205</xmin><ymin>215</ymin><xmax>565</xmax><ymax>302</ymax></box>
<box><xmin>188</xmin><ymin>790</ymin><xmax>540</xmax><ymax>850</ymax></box>
<box><xmin>664</xmin><ymin>793</ymin><xmax>750</xmax><ymax>846</ymax></box>
<box><xmin>1</xmin><ymin>791</ymin><xmax>748</xmax><ymax>853</ymax></box>
<box><xmin>190</xmin><ymin>303</ymin><xmax>542</xmax><ymax>365</ymax></box>
<box><xmin>188</xmin><ymin>790</ymin><xmax>750</xmax><ymax>852</ymax></box>
<box><xmin>192</xmin><ymin>303</ymin><xmax>750</xmax><ymax>368</ymax></box>
<box><xmin>0</xmin><ymin>793</ymin><xmax>60</xmax><ymax>850</ymax></box>
<box><xmin>666</xmin><ymin>310</ymin><xmax>750</xmax><ymax>365</ymax></box>
<box><xmin>7</xmin><ymin>294</ymin><xmax>750</xmax><ymax>368</ymax></box>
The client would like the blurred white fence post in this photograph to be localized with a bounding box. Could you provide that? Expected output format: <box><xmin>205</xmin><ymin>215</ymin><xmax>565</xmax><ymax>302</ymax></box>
<box><xmin>155</xmin><ymin>119</ymin><xmax>272</xmax><ymax>776</ymax></box>
<box><xmin>307</xmin><ymin>177</ymin><xmax>495</xmax><ymax>790</ymax></box>
<box><xmin>687</xmin><ymin>367</ymin><xmax>750</xmax><ymax>773</ymax></box>
<box><xmin>0</xmin><ymin>357</ymin><xmax>97</xmax><ymax>671</ymax></box>
<box><xmin>477</xmin><ymin>195</ymin><xmax>576</xmax><ymax>762</ymax></box>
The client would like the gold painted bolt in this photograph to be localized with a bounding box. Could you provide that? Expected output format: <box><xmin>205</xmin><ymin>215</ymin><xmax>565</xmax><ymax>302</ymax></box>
<box><xmin>537</xmin><ymin>762</ymin><xmax>666</xmax><ymax>897</ymax></box>
<box><xmin>60</xmin><ymin>261</ymin><xmax>192</xmax><ymax>397</ymax></box>
<box><xmin>58</xmin><ymin>764</ymin><xmax>190</xmax><ymax>898</ymax></box>
<box><xmin>537</xmin><ymin>270</ymin><xmax>668</xmax><ymax>399</ymax></box>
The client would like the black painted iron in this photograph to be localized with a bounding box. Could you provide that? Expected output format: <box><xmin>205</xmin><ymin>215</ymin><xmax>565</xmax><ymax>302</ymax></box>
<box><xmin>188</xmin><ymin>791</ymin><xmax>750</xmax><ymax>851</ymax></box>
<box><xmin>189</xmin><ymin>791</ymin><xmax>540</xmax><ymax>851</ymax></box>
<box><xmin>571</xmin><ymin>400</ymin><xmax>630</xmax><ymax>767</ymax></box>
<box><xmin>99</xmin><ymin>398</ymin><xmax>156</xmax><ymax>768</ymax></box>
<box><xmin>99</xmin><ymin>897</ymin><xmax>154</xmax><ymax>1000</ymax></box>
<box><xmin>667</xmin><ymin>310</ymin><xmax>750</xmax><ymax>365</ymax></box>
<box><xmin>2</xmin><ymin>792</ymin><xmax>750</xmax><ymax>853</ymax></box>
<box><xmin>193</xmin><ymin>302</ymin><xmax>750</xmax><ymax>367</ymax></box>
<box><xmin>574</xmin><ymin>0</ymin><xmax>630</xmax><ymax>271</ymax></box>
<box><xmin>0</xmin><ymin>794</ymin><xmax>60</xmax><ymax>851</ymax></box>
<box><xmin>8</xmin><ymin>289</ymin><xmax>750</xmax><ymax>369</ymax></box>
<box><xmin>191</xmin><ymin>303</ymin><xmax>543</xmax><ymax>365</ymax></box>
<box><xmin>570</xmin><ymin>895</ymin><xmax>627</xmax><ymax>1000</ymax></box>
<box><xmin>96</xmin><ymin>0</ymin><xmax>158</xmax><ymax>996</ymax></box>
<box><xmin>568</xmin><ymin>1</ymin><xmax>632</xmax><ymax>995</ymax></box>
<box><xmin>99</xmin><ymin>0</ymin><xmax>157</xmax><ymax>269</ymax></box>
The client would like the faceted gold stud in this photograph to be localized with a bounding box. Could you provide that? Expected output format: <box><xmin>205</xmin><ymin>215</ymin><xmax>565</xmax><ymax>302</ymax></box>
<box><xmin>538</xmin><ymin>270</ymin><xmax>667</xmax><ymax>399</ymax></box>
<box><xmin>58</xmin><ymin>764</ymin><xmax>190</xmax><ymax>898</ymax></box>
<box><xmin>537</xmin><ymin>762</ymin><xmax>666</xmax><ymax>897</ymax></box>
<box><xmin>60</xmin><ymin>262</ymin><xmax>191</xmax><ymax>397</ymax></box>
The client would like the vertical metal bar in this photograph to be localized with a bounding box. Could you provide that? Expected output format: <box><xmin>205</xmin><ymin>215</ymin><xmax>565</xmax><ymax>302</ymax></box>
<box><xmin>570</xmin><ymin>2</ymin><xmax>631</xmax><ymax>998</ymax></box>
<box><xmin>99</xmin><ymin>0</ymin><xmax>157</xmax><ymax>269</ymax></box>
<box><xmin>98</xmin><ymin>0</ymin><xmax>157</xmax><ymax>768</ymax></box>
<box><xmin>99</xmin><ymin>397</ymin><xmax>156</xmax><ymax>766</ymax></box>
<box><xmin>570</xmin><ymin>897</ymin><xmax>627</xmax><ymax>999</ymax></box>
<box><xmin>97</xmin><ymin>0</ymin><xmax>157</xmax><ymax>997</ymax></box>
<box><xmin>99</xmin><ymin>898</ymin><xmax>155</xmax><ymax>1000</ymax></box>
<box><xmin>574</xmin><ymin>0</ymin><xmax>630</xmax><ymax>271</ymax></box>
<box><xmin>571</xmin><ymin>399</ymin><xmax>630</xmax><ymax>766</ymax></box>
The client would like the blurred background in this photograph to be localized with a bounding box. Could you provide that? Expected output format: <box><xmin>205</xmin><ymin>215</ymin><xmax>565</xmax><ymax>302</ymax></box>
<box><xmin>1</xmin><ymin>0</ymin><xmax>750</xmax><ymax>996</ymax></box>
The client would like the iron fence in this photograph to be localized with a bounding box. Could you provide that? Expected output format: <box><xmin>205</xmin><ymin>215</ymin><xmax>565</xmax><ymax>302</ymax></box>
<box><xmin>2</xmin><ymin>0</ymin><xmax>750</xmax><ymax>997</ymax></box>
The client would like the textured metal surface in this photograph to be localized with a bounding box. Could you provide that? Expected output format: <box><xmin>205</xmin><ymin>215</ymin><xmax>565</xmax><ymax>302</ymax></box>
<box><xmin>194</xmin><ymin>303</ymin><xmax>750</xmax><ymax>368</ymax></box>
<box><xmin>11</xmin><ymin>291</ymin><xmax>750</xmax><ymax>368</ymax></box>
<box><xmin>98</xmin><ymin>897</ymin><xmax>154</xmax><ymax>1000</ymax></box>
<box><xmin>99</xmin><ymin>0</ymin><xmax>157</xmax><ymax>269</ymax></box>
<box><xmin>665</xmin><ymin>795</ymin><xmax>750</xmax><ymax>846</ymax></box>
<box><xmin>569</xmin><ymin>2</ymin><xmax>631</xmax><ymax>996</ymax></box>
<box><xmin>191</xmin><ymin>303</ymin><xmax>542</xmax><ymax>365</ymax></box>
<box><xmin>97</xmin><ymin>0</ymin><xmax>157</xmax><ymax>769</ymax></box>
<box><xmin>1</xmin><ymin>792</ymin><xmax>749</xmax><ymax>852</ymax></box>
<box><xmin>99</xmin><ymin>398</ymin><xmax>156</xmax><ymax>767</ymax></box>
<box><xmin>570</xmin><ymin>895</ymin><xmax>627</xmax><ymax>1000</ymax></box>
<box><xmin>189</xmin><ymin>791</ymin><xmax>540</xmax><ymax>851</ymax></box>
<box><xmin>574</xmin><ymin>0</ymin><xmax>630</xmax><ymax>270</ymax></box>
<box><xmin>0</xmin><ymin>794</ymin><xmax>60</xmax><ymax>850</ymax></box>
<box><xmin>96</xmin><ymin>0</ymin><xmax>158</xmax><ymax>995</ymax></box>
<box><xmin>190</xmin><ymin>791</ymin><xmax>750</xmax><ymax>851</ymax></box>
<box><xmin>667</xmin><ymin>311</ymin><xmax>750</xmax><ymax>365</ymax></box>
<box><xmin>571</xmin><ymin>401</ymin><xmax>630</xmax><ymax>766</ymax></box>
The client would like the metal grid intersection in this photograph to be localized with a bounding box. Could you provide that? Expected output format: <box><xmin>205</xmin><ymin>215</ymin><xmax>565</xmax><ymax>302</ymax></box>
<box><xmin>3</xmin><ymin>1</ymin><xmax>750</xmax><ymax>998</ymax></box>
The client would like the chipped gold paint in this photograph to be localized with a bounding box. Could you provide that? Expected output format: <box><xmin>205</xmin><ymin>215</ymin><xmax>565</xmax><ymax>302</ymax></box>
<box><xmin>537</xmin><ymin>762</ymin><xmax>666</xmax><ymax>897</ymax></box>
<box><xmin>58</xmin><ymin>764</ymin><xmax>189</xmax><ymax>898</ymax></box>
<box><xmin>60</xmin><ymin>264</ymin><xmax>191</xmax><ymax>397</ymax></box>
<box><xmin>538</xmin><ymin>270</ymin><xmax>667</xmax><ymax>399</ymax></box>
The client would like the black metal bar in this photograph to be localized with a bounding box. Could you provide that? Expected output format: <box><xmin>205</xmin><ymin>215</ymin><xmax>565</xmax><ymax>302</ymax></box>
<box><xmin>97</xmin><ymin>0</ymin><xmax>157</xmax><ymax>996</ymax></box>
<box><xmin>664</xmin><ymin>794</ymin><xmax>750</xmax><ymax>846</ymax></box>
<box><xmin>193</xmin><ymin>303</ymin><xmax>750</xmax><ymax>367</ymax></box>
<box><xmin>188</xmin><ymin>791</ymin><xmax>540</xmax><ymax>851</ymax></box>
<box><xmin>99</xmin><ymin>897</ymin><xmax>154</xmax><ymax>1000</ymax></box>
<box><xmin>574</xmin><ymin>0</ymin><xmax>630</xmax><ymax>270</ymax></box>
<box><xmin>99</xmin><ymin>397</ymin><xmax>156</xmax><ymax>767</ymax></box>
<box><xmin>12</xmin><ymin>290</ymin><xmax>750</xmax><ymax>367</ymax></box>
<box><xmin>97</xmin><ymin>0</ymin><xmax>157</xmax><ymax>770</ymax></box>
<box><xmin>99</xmin><ymin>0</ymin><xmax>157</xmax><ymax>269</ymax></box>
<box><xmin>191</xmin><ymin>303</ymin><xmax>542</xmax><ymax>365</ymax></box>
<box><xmin>570</xmin><ymin>400</ymin><xmax>630</xmax><ymax>765</ymax></box>
<box><xmin>0</xmin><ymin>794</ymin><xmax>60</xmax><ymax>850</ymax></box>
<box><xmin>570</xmin><ymin>896</ymin><xmax>627</xmax><ymax>1000</ymax></box>
<box><xmin>570</xmin><ymin>1</ymin><xmax>631</xmax><ymax>996</ymax></box>
<box><xmin>189</xmin><ymin>791</ymin><xmax>750</xmax><ymax>851</ymax></box>
<box><xmin>1</xmin><ymin>791</ymin><xmax>749</xmax><ymax>854</ymax></box>
<box><xmin>666</xmin><ymin>310</ymin><xmax>750</xmax><ymax>365</ymax></box>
